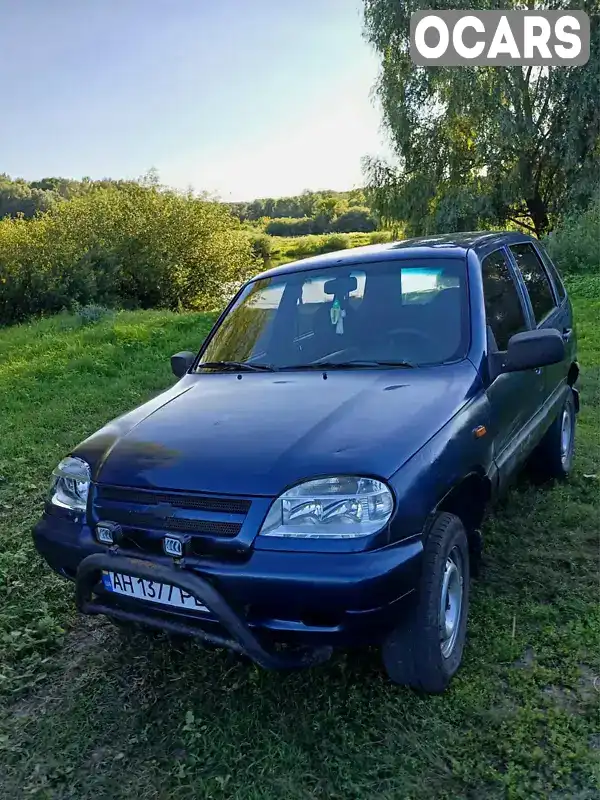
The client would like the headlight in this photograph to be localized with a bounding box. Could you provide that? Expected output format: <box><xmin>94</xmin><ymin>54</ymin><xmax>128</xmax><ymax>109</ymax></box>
<box><xmin>49</xmin><ymin>457</ymin><xmax>91</xmax><ymax>511</ymax></box>
<box><xmin>259</xmin><ymin>476</ymin><xmax>394</xmax><ymax>539</ymax></box>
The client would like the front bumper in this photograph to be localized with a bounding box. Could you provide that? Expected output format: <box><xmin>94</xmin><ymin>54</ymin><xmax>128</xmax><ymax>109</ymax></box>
<box><xmin>77</xmin><ymin>552</ymin><xmax>332</xmax><ymax>669</ymax></box>
<box><xmin>33</xmin><ymin>513</ymin><xmax>423</xmax><ymax>660</ymax></box>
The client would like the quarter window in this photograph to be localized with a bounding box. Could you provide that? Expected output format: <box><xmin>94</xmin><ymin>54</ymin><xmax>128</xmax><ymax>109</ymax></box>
<box><xmin>509</xmin><ymin>243</ymin><xmax>557</xmax><ymax>323</ymax></box>
<box><xmin>481</xmin><ymin>250</ymin><xmax>528</xmax><ymax>351</ymax></box>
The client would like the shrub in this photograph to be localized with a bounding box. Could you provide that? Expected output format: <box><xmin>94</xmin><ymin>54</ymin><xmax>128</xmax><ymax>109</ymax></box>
<box><xmin>368</xmin><ymin>230</ymin><xmax>393</xmax><ymax>244</ymax></box>
<box><xmin>265</xmin><ymin>217</ymin><xmax>315</xmax><ymax>237</ymax></box>
<box><xmin>250</xmin><ymin>233</ymin><xmax>274</xmax><ymax>263</ymax></box>
<box><xmin>290</xmin><ymin>235</ymin><xmax>323</xmax><ymax>258</ymax></box>
<box><xmin>320</xmin><ymin>234</ymin><xmax>350</xmax><ymax>253</ymax></box>
<box><xmin>332</xmin><ymin>207</ymin><xmax>377</xmax><ymax>233</ymax></box>
<box><xmin>0</xmin><ymin>184</ymin><xmax>255</xmax><ymax>325</ymax></box>
<box><xmin>75</xmin><ymin>304</ymin><xmax>112</xmax><ymax>326</ymax></box>
<box><xmin>544</xmin><ymin>194</ymin><xmax>600</xmax><ymax>276</ymax></box>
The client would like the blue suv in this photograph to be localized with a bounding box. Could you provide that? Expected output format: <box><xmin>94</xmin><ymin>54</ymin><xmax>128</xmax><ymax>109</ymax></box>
<box><xmin>33</xmin><ymin>232</ymin><xmax>579</xmax><ymax>692</ymax></box>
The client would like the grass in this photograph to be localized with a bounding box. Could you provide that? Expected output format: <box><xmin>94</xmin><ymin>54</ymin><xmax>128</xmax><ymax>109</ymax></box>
<box><xmin>0</xmin><ymin>287</ymin><xmax>598</xmax><ymax>799</ymax></box>
<box><xmin>261</xmin><ymin>231</ymin><xmax>393</xmax><ymax>268</ymax></box>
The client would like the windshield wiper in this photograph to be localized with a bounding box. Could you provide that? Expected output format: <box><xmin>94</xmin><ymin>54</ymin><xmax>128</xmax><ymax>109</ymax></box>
<box><xmin>196</xmin><ymin>361</ymin><xmax>277</xmax><ymax>372</ymax></box>
<box><xmin>279</xmin><ymin>360</ymin><xmax>415</xmax><ymax>371</ymax></box>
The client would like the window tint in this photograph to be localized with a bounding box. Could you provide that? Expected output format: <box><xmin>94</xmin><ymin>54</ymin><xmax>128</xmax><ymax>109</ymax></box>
<box><xmin>509</xmin><ymin>243</ymin><xmax>557</xmax><ymax>322</ymax></box>
<box><xmin>536</xmin><ymin>244</ymin><xmax>566</xmax><ymax>303</ymax></box>
<box><xmin>481</xmin><ymin>250</ymin><xmax>528</xmax><ymax>351</ymax></box>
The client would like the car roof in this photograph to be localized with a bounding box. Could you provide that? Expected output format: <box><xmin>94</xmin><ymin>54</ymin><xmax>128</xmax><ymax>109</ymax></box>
<box><xmin>253</xmin><ymin>231</ymin><xmax>539</xmax><ymax>281</ymax></box>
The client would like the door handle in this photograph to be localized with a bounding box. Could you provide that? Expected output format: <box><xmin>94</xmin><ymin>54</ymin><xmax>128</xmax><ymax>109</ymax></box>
<box><xmin>562</xmin><ymin>328</ymin><xmax>572</xmax><ymax>342</ymax></box>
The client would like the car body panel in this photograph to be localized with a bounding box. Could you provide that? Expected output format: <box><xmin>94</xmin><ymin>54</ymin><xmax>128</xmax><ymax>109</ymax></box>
<box><xmin>73</xmin><ymin>361</ymin><xmax>481</xmax><ymax>498</ymax></box>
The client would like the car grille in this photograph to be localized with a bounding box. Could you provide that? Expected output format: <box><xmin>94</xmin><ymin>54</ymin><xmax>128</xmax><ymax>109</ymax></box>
<box><xmin>97</xmin><ymin>486</ymin><xmax>250</xmax><ymax>516</ymax></box>
<box><xmin>92</xmin><ymin>485</ymin><xmax>251</xmax><ymax>553</ymax></box>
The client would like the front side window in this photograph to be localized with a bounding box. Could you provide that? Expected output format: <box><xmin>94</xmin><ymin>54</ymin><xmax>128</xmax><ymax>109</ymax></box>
<box><xmin>481</xmin><ymin>250</ymin><xmax>528</xmax><ymax>351</ymax></box>
<box><xmin>509</xmin><ymin>243</ymin><xmax>557</xmax><ymax>323</ymax></box>
<box><xmin>198</xmin><ymin>258</ymin><xmax>469</xmax><ymax>369</ymax></box>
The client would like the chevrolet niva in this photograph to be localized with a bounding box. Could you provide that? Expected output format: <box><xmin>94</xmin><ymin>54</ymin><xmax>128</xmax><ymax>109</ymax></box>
<box><xmin>34</xmin><ymin>232</ymin><xmax>579</xmax><ymax>692</ymax></box>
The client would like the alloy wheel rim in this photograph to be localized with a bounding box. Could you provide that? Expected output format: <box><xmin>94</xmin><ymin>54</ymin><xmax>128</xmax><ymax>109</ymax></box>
<box><xmin>440</xmin><ymin>548</ymin><xmax>464</xmax><ymax>658</ymax></box>
<box><xmin>560</xmin><ymin>405</ymin><xmax>573</xmax><ymax>467</ymax></box>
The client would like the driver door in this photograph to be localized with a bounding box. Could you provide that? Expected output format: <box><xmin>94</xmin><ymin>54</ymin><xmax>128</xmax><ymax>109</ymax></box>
<box><xmin>481</xmin><ymin>248</ymin><xmax>544</xmax><ymax>488</ymax></box>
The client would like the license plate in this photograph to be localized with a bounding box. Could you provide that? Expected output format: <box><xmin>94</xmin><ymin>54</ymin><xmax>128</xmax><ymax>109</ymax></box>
<box><xmin>102</xmin><ymin>571</ymin><xmax>209</xmax><ymax>613</ymax></box>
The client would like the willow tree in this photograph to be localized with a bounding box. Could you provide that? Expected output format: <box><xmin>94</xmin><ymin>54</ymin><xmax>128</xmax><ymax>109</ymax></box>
<box><xmin>363</xmin><ymin>0</ymin><xmax>600</xmax><ymax>236</ymax></box>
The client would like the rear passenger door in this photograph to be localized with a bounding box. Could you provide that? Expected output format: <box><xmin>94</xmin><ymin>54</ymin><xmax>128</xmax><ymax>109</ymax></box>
<box><xmin>507</xmin><ymin>242</ymin><xmax>569</xmax><ymax>404</ymax></box>
<box><xmin>481</xmin><ymin>249</ymin><xmax>543</xmax><ymax>479</ymax></box>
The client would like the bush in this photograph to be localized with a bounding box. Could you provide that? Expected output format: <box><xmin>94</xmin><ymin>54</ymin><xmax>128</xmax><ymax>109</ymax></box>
<box><xmin>368</xmin><ymin>230</ymin><xmax>393</xmax><ymax>244</ymax></box>
<box><xmin>544</xmin><ymin>195</ymin><xmax>600</xmax><ymax>276</ymax></box>
<box><xmin>320</xmin><ymin>234</ymin><xmax>350</xmax><ymax>253</ymax></box>
<box><xmin>250</xmin><ymin>233</ymin><xmax>274</xmax><ymax>263</ymax></box>
<box><xmin>0</xmin><ymin>184</ymin><xmax>255</xmax><ymax>325</ymax></box>
<box><xmin>332</xmin><ymin>207</ymin><xmax>377</xmax><ymax>233</ymax></box>
<box><xmin>75</xmin><ymin>304</ymin><xmax>112</xmax><ymax>326</ymax></box>
<box><xmin>265</xmin><ymin>217</ymin><xmax>315</xmax><ymax>237</ymax></box>
<box><xmin>290</xmin><ymin>235</ymin><xmax>323</xmax><ymax>258</ymax></box>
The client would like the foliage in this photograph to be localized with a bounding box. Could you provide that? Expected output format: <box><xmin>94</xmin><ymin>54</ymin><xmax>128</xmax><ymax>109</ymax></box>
<box><xmin>265</xmin><ymin>216</ymin><xmax>315</xmax><ymax>236</ymax></box>
<box><xmin>363</xmin><ymin>0</ymin><xmax>600</xmax><ymax>237</ymax></box>
<box><xmin>228</xmin><ymin>189</ymin><xmax>368</xmax><ymax>222</ymax></box>
<box><xmin>319</xmin><ymin>233</ymin><xmax>351</xmax><ymax>252</ymax></box>
<box><xmin>74</xmin><ymin>304</ymin><xmax>113</xmax><ymax>326</ymax></box>
<box><xmin>0</xmin><ymin>287</ymin><xmax>598</xmax><ymax>798</ymax></box>
<box><xmin>231</xmin><ymin>189</ymin><xmax>379</xmax><ymax>237</ymax></box>
<box><xmin>0</xmin><ymin>173</ymin><xmax>144</xmax><ymax>220</ymax></box>
<box><xmin>249</xmin><ymin>233</ymin><xmax>274</xmax><ymax>264</ymax></box>
<box><xmin>0</xmin><ymin>183</ymin><xmax>256</xmax><ymax>325</ymax></box>
<box><xmin>331</xmin><ymin>206</ymin><xmax>377</xmax><ymax>233</ymax></box>
<box><xmin>545</xmin><ymin>192</ymin><xmax>600</xmax><ymax>275</ymax></box>
<box><xmin>264</xmin><ymin>207</ymin><xmax>377</xmax><ymax>237</ymax></box>
<box><xmin>0</xmin><ymin>174</ymin><xmax>59</xmax><ymax>219</ymax></box>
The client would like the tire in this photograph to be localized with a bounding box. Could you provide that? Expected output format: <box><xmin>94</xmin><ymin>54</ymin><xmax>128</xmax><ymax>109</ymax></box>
<box><xmin>530</xmin><ymin>390</ymin><xmax>576</xmax><ymax>481</ymax></box>
<box><xmin>382</xmin><ymin>512</ymin><xmax>470</xmax><ymax>693</ymax></box>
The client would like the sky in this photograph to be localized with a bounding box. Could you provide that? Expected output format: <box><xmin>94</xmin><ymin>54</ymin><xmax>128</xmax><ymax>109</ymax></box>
<box><xmin>1</xmin><ymin>0</ymin><xmax>391</xmax><ymax>201</ymax></box>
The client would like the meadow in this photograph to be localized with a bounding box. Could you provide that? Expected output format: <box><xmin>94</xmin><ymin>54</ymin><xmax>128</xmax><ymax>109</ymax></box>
<box><xmin>0</xmin><ymin>273</ymin><xmax>598</xmax><ymax>799</ymax></box>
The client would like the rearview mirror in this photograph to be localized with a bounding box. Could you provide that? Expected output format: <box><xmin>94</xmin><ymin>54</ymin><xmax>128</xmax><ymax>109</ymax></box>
<box><xmin>171</xmin><ymin>351</ymin><xmax>195</xmax><ymax>378</ymax></box>
<box><xmin>502</xmin><ymin>329</ymin><xmax>565</xmax><ymax>373</ymax></box>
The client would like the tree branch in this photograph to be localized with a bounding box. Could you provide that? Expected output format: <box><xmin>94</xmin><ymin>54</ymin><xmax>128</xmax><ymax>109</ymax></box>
<box><xmin>507</xmin><ymin>216</ymin><xmax>537</xmax><ymax>233</ymax></box>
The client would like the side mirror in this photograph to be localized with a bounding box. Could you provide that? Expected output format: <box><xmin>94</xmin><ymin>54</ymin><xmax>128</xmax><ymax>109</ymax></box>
<box><xmin>502</xmin><ymin>329</ymin><xmax>565</xmax><ymax>373</ymax></box>
<box><xmin>171</xmin><ymin>351</ymin><xmax>195</xmax><ymax>378</ymax></box>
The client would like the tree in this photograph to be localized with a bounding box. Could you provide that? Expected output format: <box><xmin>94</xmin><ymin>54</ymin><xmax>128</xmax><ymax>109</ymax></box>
<box><xmin>363</xmin><ymin>0</ymin><xmax>600</xmax><ymax>237</ymax></box>
<box><xmin>332</xmin><ymin>207</ymin><xmax>377</xmax><ymax>232</ymax></box>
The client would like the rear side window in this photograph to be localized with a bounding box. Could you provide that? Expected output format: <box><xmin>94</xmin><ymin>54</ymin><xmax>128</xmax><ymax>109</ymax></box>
<box><xmin>509</xmin><ymin>243</ymin><xmax>557</xmax><ymax>323</ymax></box>
<box><xmin>536</xmin><ymin>244</ymin><xmax>566</xmax><ymax>303</ymax></box>
<box><xmin>481</xmin><ymin>250</ymin><xmax>528</xmax><ymax>351</ymax></box>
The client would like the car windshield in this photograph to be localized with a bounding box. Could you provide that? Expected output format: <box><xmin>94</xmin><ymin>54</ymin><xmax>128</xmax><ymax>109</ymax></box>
<box><xmin>197</xmin><ymin>258</ymin><xmax>469</xmax><ymax>370</ymax></box>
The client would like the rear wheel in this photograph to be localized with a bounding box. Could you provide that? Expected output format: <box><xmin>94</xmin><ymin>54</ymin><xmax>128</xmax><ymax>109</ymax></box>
<box><xmin>382</xmin><ymin>512</ymin><xmax>470</xmax><ymax>693</ymax></box>
<box><xmin>530</xmin><ymin>391</ymin><xmax>576</xmax><ymax>480</ymax></box>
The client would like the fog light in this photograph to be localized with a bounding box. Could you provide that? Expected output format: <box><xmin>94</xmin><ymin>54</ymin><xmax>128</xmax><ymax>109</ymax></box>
<box><xmin>96</xmin><ymin>524</ymin><xmax>115</xmax><ymax>544</ymax></box>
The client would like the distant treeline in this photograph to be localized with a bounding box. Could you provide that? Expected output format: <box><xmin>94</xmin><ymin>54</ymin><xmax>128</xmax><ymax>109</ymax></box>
<box><xmin>228</xmin><ymin>190</ymin><xmax>378</xmax><ymax>236</ymax></box>
<box><xmin>0</xmin><ymin>173</ymin><xmax>143</xmax><ymax>220</ymax></box>
<box><xmin>1</xmin><ymin>176</ymin><xmax>378</xmax><ymax>238</ymax></box>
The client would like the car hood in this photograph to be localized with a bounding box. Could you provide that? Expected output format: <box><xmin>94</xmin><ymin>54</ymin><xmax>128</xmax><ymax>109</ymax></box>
<box><xmin>75</xmin><ymin>362</ymin><xmax>480</xmax><ymax>496</ymax></box>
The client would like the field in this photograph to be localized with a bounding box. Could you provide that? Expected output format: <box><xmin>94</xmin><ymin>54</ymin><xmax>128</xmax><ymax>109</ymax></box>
<box><xmin>258</xmin><ymin>231</ymin><xmax>392</xmax><ymax>268</ymax></box>
<box><xmin>0</xmin><ymin>286</ymin><xmax>598</xmax><ymax>799</ymax></box>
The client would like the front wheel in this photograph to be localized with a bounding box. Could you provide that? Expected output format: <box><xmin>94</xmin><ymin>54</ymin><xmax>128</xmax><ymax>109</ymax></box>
<box><xmin>382</xmin><ymin>512</ymin><xmax>470</xmax><ymax>693</ymax></box>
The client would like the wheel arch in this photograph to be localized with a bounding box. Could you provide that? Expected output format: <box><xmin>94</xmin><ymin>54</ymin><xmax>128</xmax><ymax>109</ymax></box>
<box><xmin>427</xmin><ymin>471</ymin><xmax>491</xmax><ymax>569</ymax></box>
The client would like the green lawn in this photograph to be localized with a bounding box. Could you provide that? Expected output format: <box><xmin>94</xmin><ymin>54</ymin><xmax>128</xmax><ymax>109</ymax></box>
<box><xmin>0</xmin><ymin>289</ymin><xmax>598</xmax><ymax>800</ymax></box>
